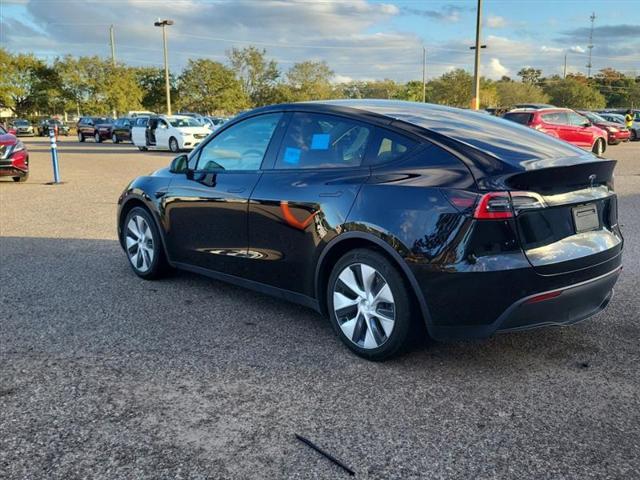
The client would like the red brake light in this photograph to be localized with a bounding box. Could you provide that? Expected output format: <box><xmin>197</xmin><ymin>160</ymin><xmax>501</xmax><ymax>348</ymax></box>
<box><xmin>473</xmin><ymin>192</ymin><xmax>513</xmax><ymax>219</ymax></box>
<box><xmin>524</xmin><ymin>291</ymin><xmax>563</xmax><ymax>304</ymax></box>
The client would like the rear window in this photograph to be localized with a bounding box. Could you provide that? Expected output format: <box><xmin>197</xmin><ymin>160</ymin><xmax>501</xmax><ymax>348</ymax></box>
<box><xmin>503</xmin><ymin>113</ymin><xmax>533</xmax><ymax>125</ymax></box>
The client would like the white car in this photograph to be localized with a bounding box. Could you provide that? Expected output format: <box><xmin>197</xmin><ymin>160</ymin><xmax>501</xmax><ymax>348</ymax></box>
<box><xmin>131</xmin><ymin>115</ymin><xmax>211</xmax><ymax>152</ymax></box>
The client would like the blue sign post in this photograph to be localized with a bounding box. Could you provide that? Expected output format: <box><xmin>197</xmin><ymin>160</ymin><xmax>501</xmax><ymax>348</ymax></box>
<box><xmin>48</xmin><ymin>127</ymin><xmax>61</xmax><ymax>183</ymax></box>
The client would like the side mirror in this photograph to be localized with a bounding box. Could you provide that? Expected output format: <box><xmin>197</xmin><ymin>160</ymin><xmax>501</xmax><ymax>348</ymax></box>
<box><xmin>169</xmin><ymin>154</ymin><xmax>189</xmax><ymax>174</ymax></box>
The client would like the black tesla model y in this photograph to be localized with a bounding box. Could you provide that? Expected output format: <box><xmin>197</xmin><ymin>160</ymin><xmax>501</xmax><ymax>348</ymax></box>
<box><xmin>118</xmin><ymin>100</ymin><xmax>623</xmax><ymax>360</ymax></box>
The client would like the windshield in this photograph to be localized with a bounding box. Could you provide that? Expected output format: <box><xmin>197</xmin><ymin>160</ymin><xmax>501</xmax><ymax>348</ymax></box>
<box><xmin>169</xmin><ymin>117</ymin><xmax>202</xmax><ymax>127</ymax></box>
<box><xmin>584</xmin><ymin>112</ymin><xmax>606</xmax><ymax>123</ymax></box>
<box><xmin>94</xmin><ymin>117</ymin><xmax>112</xmax><ymax>124</ymax></box>
<box><xmin>15</xmin><ymin>120</ymin><xmax>29</xmax><ymax>126</ymax></box>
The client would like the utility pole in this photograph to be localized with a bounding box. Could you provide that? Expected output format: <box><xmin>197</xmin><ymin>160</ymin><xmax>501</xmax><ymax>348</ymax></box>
<box><xmin>586</xmin><ymin>12</ymin><xmax>595</xmax><ymax>78</ymax></box>
<box><xmin>563</xmin><ymin>53</ymin><xmax>567</xmax><ymax>79</ymax></box>
<box><xmin>471</xmin><ymin>0</ymin><xmax>483</xmax><ymax>110</ymax></box>
<box><xmin>154</xmin><ymin>19</ymin><xmax>174</xmax><ymax>116</ymax></box>
<box><xmin>422</xmin><ymin>46</ymin><xmax>426</xmax><ymax>103</ymax></box>
<box><xmin>110</xmin><ymin>25</ymin><xmax>116</xmax><ymax>118</ymax></box>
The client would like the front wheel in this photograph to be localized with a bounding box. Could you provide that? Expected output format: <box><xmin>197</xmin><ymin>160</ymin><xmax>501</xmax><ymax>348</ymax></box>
<box><xmin>94</xmin><ymin>132</ymin><xmax>102</xmax><ymax>143</ymax></box>
<box><xmin>112</xmin><ymin>133</ymin><xmax>119</xmax><ymax>143</ymax></box>
<box><xmin>327</xmin><ymin>249</ymin><xmax>414</xmax><ymax>361</ymax></box>
<box><xmin>123</xmin><ymin>207</ymin><xmax>169</xmax><ymax>279</ymax></box>
<box><xmin>169</xmin><ymin>137</ymin><xmax>179</xmax><ymax>153</ymax></box>
<box><xmin>592</xmin><ymin>138</ymin><xmax>605</xmax><ymax>157</ymax></box>
<box><xmin>12</xmin><ymin>173</ymin><xmax>28</xmax><ymax>183</ymax></box>
<box><xmin>78</xmin><ymin>132</ymin><xmax>85</xmax><ymax>142</ymax></box>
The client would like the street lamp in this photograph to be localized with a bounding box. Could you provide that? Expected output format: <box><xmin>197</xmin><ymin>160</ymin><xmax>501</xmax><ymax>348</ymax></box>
<box><xmin>154</xmin><ymin>18</ymin><xmax>174</xmax><ymax>115</ymax></box>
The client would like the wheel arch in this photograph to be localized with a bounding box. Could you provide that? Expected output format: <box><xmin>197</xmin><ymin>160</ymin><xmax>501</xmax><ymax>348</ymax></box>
<box><xmin>315</xmin><ymin>231</ymin><xmax>434</xmax><ymax>336</ymax></box>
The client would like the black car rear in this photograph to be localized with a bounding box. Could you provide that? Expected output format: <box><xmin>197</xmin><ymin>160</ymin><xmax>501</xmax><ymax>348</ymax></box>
<box><xmin>117</xmin><ymin>100</ymin><xmax>622</xmax><ymax>360</ymax></box>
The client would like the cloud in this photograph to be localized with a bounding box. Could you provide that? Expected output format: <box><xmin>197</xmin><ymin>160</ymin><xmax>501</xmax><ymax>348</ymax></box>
<box><xmin>400</xmin><ymin>4</ymin><xmax>467</xmax><ymax>22</ymax></box>
<box><xmin>569</xmin><ymin>45</ymin><xmax>586</xmax><ymax>53</ymax></box>
<box><xmin>484</xmin><ymin>58</ymin><xmax>509</xmax><ymax>79</ymax></box>
<box><xmin>486</xmin><ymin>16</ymin><xmax>507</xmax><ymax>28</ymax></box>
<box><xmin>558</xmin><ymin>24</ymin><xmax>640</xmax><ymax>42</ymax></box>
<box><xmin>541</xmin><ymin>46</ymin><xmax>563</xmax><ymax>53</ymax></box>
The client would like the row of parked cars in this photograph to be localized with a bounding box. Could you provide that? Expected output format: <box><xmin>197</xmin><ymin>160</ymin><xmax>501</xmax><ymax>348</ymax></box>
<box><xmin>76</xmin><ymin>112</ymin><xmax>229</xmax><ymax>151</ymax></box>
<box><xmin>502</xmin><ymin>105</ymin><xmax>639</xmax><ymax>156</ymax></box>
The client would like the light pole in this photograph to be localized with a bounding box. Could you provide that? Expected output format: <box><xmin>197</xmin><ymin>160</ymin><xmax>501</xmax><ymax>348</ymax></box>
<box><xmin>471</xmin><ymin>0</ymin><xmax>483</xmax><ymax>110</ymax></box>
<box><xmin>154</xmin><ymin>18</ymin><xmax>174</xmax><ymax>115</ymax></box>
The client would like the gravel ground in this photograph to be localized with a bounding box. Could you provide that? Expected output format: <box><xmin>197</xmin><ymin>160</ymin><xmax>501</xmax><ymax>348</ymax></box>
<box><xmin>1</xmin><ymin>137</ymin><xmax>639</xmax><ymax>479</ymax></box>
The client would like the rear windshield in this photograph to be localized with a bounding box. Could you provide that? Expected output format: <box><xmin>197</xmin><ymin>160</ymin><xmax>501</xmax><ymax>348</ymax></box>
<box><xmin>93</xmin><ymin>117</ymin><xmax>112</xmax><ymax>124</ymax></box>
<box><xmin>503</xmin><ymin>112</ymin><xmax>533</xmax><ymax>125</ymax></box>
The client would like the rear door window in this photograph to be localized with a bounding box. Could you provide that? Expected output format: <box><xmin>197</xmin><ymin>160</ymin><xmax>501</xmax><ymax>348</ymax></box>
<box><xmin>274</xmin><ymin>113</ymin><xmax>372</xmax><ymax>169</ymax></box>
<box><xmin>540</xmin><ymin>112</ymin><xmax>568</xmax><ymax>125</ymax></box>
<box><xmin>568</xmin><ymin>112</ymin><xmax>588</xmax><ymax>126</ymax></box>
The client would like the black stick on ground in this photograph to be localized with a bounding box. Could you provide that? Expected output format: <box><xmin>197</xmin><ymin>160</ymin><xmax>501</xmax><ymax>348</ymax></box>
<box><xmin>295</xmin><ymin>434</ymin><xmax>356</xmax><ymax>476</ymax></box>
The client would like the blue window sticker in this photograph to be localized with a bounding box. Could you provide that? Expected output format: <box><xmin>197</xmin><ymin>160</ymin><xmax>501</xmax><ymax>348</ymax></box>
<box><xmin>283</xmin><ymin>147</ymin><xmax>301</xmax><ymax>165</ymax></box>
<box><xmin>310</xmin><ymin>133</ymin><xmax>330</xmax><ymax>150</ymax></box>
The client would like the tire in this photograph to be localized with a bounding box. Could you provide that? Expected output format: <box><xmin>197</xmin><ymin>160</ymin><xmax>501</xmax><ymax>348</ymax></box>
<box><xmin>94</xmin><ymin>132</ymin><xmax>102</xmax><ymax>143</ymax></box>
<box><xmin>112</xmin><ymin>133</ymin><xmax>119</xmax><ymax>143</ymax></box>
<box><xmin>12</xmin><ymin>173</ymin><xmax>28</xmax><ymax>183</ymax></box>
<box><xmin>169</xmin><ymin>137</ymin><xmax>179</xmax><ymax>153</ymax></box>
<box><xmin>592</xmin><ymin>138</ymin><xmax>605</xmax><ymax>157</ymax></box>
<box><xmin>327</xmin><ymin>248</ymin><xmax>414</xmax><ymax>361</ymax></box>
<box><xmin>138</xmin><ymin>146</ymin><xmax>148</xmax><ymax>151</ymax></box>
<box><xmin>78</xmin><ymin>132</ymin><xmax>85</xmax><ymax>142</ymax></box>
<box><xmin>122</xmin><ymin>207</ymin><xmax>169</xmax><ymax>280</ymax></box>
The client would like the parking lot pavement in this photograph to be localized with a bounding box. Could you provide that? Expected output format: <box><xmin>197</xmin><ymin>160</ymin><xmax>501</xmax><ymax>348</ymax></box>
<box><xmin>1</xmin><ymin>137</ymin><xmax>639</xmax><ymax>479</ymax></box>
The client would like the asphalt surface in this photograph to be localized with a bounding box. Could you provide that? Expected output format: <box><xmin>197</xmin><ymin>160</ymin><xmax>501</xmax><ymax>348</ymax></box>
<box><xmin>1</xmin><ymin>136</ymin><xmax>639</xmax><ymax>479</ymax></box>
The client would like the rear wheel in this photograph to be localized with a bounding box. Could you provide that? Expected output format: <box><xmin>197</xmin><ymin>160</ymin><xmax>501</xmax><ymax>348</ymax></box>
<box><xmin>94</xmin><ymin>132</ymin><xmax>102</xmax><ymax>143</ymax></box>
<box><xmin>123</xmin><ymin>207</ymin><xmax>169</xmax><ymax>279</ymax></box>
<box><xmin>112</xmin><ymin>133</ymin><xmax>119</xmax><ymax>143</ymax></box>
<box><xmin>78</xmin><ymin>132</ymin><xmax>85</xmax><ymax>142</ymax></box>
<box><xmin>327</xmin><ymin>249</ymin><xmax>413</xmax><ymax>361</ymax></box>
<box><xmin>592</xmin><ymin>138</ymin><xmax>605</xmax><ymax>157</ymax></box>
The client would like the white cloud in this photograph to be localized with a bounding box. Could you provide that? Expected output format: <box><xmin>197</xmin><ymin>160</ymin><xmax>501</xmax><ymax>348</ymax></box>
<box><xmin>333</xmin><ymin>74</ymin><xmax>354</xmax><ymax>84</ymax></box>
<box><xmin>541</xmin><ymin>46</ymin><xmax>563</xmax><ymax>53</ymax></box>
<box><xmin>484</xmin><ymin>58</ymin><xmax>509</xmax><ymax>79</ymax></box>
<box><xmin>570</xmin><ymin>45</ymin><xmax>586</xmax><ymax>53</ymax></box>
<box><xmin>486</xmin><ymin>15</ymin><xmax>507</xmax><ymax>28</ymax></box>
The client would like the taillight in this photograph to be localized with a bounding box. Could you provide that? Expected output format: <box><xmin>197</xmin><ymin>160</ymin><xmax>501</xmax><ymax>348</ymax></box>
<box><xmin>474</xmin><ymin>192</ymin><xmax>513</xmax><ymax>219</ymax></box>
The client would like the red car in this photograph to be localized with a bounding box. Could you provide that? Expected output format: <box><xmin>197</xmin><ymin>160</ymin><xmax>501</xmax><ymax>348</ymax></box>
<box><xmin>504</xmin><ymin>108</ymin><xmax>608</xmax><ymax>156</ymax></box>
<box><xmin>577</xmin><ymin>110</ymin><xmax>631</xmax><ymax>145</ymax></box>
<box><xmin>0</xmin><ymin>124</ymin><xmax>29</xmax><ymax>182</ymax></box>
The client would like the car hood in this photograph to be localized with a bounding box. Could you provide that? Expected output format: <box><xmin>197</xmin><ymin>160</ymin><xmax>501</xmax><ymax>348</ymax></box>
<box><xmin>175</xmin><ymin>126</ymin><xmax>210</xmax><ymax>135</ymax></box>
<box><xmin>0</xmin><ymin>133</ymin><xmax>17</xmax><ymax>145</ymax></box>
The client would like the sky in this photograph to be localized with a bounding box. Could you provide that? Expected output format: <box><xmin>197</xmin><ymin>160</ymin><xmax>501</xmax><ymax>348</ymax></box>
<box><xmin>1</xmin><ymin>0</ymin><xmax>639</xmax><ymax>83</ymax></box>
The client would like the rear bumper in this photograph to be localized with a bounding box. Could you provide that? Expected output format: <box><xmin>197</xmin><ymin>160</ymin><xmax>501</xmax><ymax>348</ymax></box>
<box><xmin>496</xmin><ymin>266</ymin><xmax>620</xmax><ymax>333</ymax></box>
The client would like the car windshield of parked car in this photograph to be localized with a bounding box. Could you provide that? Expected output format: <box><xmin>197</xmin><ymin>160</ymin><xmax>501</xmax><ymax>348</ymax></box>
<box><xmin>169</xmin><ymin>117</ymin><xmax>201</xmax><ymax>128</ymax></box>
<box><xmin>275</xmin><ymin>113</ymin><xmax>372</xmax><ymax>169</ymax></box>
<box><xmin>583</xmin><ymin>112</ymin><xmax>607</xmax><ymax>123</ymax></box>
<box><xmin>196</xmin><ymin>113</ymin><xmax>282</xmax><ymax>171</ymax></box>
<box><xmin>603</xmin><ymin>114</ymin><xmax>625</xmax><ymax>124</ymax></box>
<box><xmin>0</xmin><ymin>125</ymin><xmax>6</xmax><ymax>134</ymax></box>
<box><xmin>15</xmin><ymin>120</ymin><xmax>29</xmax><ymax>126</ymax></box>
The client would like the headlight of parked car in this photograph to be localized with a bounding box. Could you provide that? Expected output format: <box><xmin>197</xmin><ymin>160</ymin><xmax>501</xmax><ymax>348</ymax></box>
<box><xmin>1</xmin><ymin>140</ymin><xmax>25</xmax><ymax>159</ymax></box>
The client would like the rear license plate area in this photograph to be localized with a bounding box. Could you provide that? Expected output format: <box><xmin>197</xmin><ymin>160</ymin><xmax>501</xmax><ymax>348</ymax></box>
<box><xmin>572</xmin><ymin>203</ymin><xmax>599</xmax><ymax>233</ymax></box>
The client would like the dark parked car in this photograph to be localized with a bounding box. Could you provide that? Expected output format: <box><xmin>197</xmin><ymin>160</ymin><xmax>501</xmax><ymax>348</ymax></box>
<box><xmin>118</xmin><ymin>100</ymin><xmax>623</xmax><ymax>360</ymax></box>
<box><xmin>577</xmin><ymin>111</ymin><xmax>630</xmax><ymax>145</ymax></box>
<box><xmin>111</xmin><ymin>117</ymin><xmax>134</xmax><ymax>143</ymax></box>
<box><xmin>0</xmin><ymin>124</ymin><xmax>29</xmax><ymax>182</ymax></box>
<box><xmin>11</xmin><ymin>119</ymin><xmax>35</xmax><ymax>136</ymax></box>
<box><xmin>37</xmin><ymin>119</ymin><xmax>70</xmax><ymax>136</ymax></box>
<box><xmin>77</xmin><ymin>116</ymin><xmax>114</xmax><ymax>143</ymax></box>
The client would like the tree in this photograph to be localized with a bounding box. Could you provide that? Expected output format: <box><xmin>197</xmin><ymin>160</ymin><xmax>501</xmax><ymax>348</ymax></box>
<box><xmin>228</xmin><ymin>46</ymin><xmax>280</xmax><ymax>107</ymax></box>
<box><xmin>104</xmin><ymin>64</ymin><xmax>143</xmax><ymax>115</ymax></box>
<box><xmin>594</xmin><ymin>68</ymin><xmax>637</xmax><ymax>107</ymax></box>
<box><xmin>135</xmin><ymin>67</ymin><xmax>179</xmax><ymax>113</ymax></box>
<box><xmin>0</xmin><ymin>49</ymin><xmax>52</xmax><ymax>116</ymax></box>
<box><xmin>428</xmin><ymin>69</ymin><xmax>495</xmax><ymax>108</ymax></box>
<box><xmin>495</xmin><ymin>81</ymin><xmax>550</xmax><ymax>107</ymax></box>
<box><xmin>286</xmin><ymin>61</ymin><xmax>334</xmax><ymax>101</ymax></box>
<box><xmin>542</xmin><ymin>78</ymin><xmax>606</xmax><ymax>109</ymax></box>
<box><xmin>517</xmin><ymin>67</ymin><xmax>542</xmax><ymax>85</ymax></box>
<box><xmin>177</xmin><ymin>59</ymin><xmax>248</xmax><ymax>114</ymax></box>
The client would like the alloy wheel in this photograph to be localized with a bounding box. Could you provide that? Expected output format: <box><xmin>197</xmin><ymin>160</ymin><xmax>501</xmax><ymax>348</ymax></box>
<box><xmin>125</xmin><ymin>214</ymin><xmax>155</xmax><ymax>273</ymax></box>
<box><xmin>332</xmin><ymin>263</ymin><xmax>396</xmax><ymax>349</ymax></box>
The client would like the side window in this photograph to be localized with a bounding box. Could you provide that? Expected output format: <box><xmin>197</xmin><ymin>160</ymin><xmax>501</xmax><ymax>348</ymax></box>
<box><xmin>568</xmin><ymin>112</ymin><xmax>588</xmax><ymax>126</ymax></box>
<box><xmin>541</xmin><ymin>112</ymin><xmax>567</xmax><ymax>125</ymax></box>
<box><xmin>370</xmin><ymin>129</ymin><xmax>417</xmax><ymax>165</ymax></box>
<box><xmin>274</xmin><ymin>113</ymin><xmax>372</xmax><ymax>169</ymax></box>
<box><xmin>196</xmin><ymin>113</ymin><xmax>282</xmax><ymax>172</ymax></box>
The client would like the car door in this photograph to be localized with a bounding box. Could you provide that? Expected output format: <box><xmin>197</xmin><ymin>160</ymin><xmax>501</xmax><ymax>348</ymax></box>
<box><xmin>245</xmin><ymin>111</ymin><xmax>374</xmax><ymax>297</ymax></box>
<box><xmin>131</xmin><ymin>118</ymin><xmax>148</xmax><ymax>146</ymax></box>
<box><xmin>123</xmin><ymin>119</ymin><xmax>132</xmax><ymax>141</ymax></box>
<box><xmin>163</xmin><ymin>112</ymin><xmax>285</xmax><ymax>276</ymax></box>
<box><xmin>155</xmin><ymin>119</ymin><xmax>171</xmax><ymax>149</ymax></box>
<box><xmin>567</xmin><ymin>111</ymin><xmax>594</xmax><ymax>147</ymax></box>
<box><xmin>539</xmin><ymin>111</ymin><xmax>567</xmax><ymax>140</ymax></box>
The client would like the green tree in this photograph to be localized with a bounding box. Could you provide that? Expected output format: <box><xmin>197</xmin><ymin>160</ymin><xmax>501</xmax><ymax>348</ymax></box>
<box><xmin>104</xmin><ymin>64</ymin><xmax>143</xmax><ymax>115</ymax></box>
<box><xmin>228</xmin><ymin>46</ymin><xmax>280</xmax><ymax>107</ymax></box>
<box><xmin>177</xmin><ymin>59</ymin><xmax>248</xmax><ymax>114</ymax></box>
<box><xmin>542</xmin><ymin>78</ymin><xmax>606</xmax><ymax>109</ymax></box>
<box><xmin>0</xmin><ymin>49</ymin><xmax>52</xmax><ymax>116</ymax></box>
<box><xmin>134</xmin><ymin>67</ymin><xmax>178</xmax><ymax>113</ymax></box>
<box><xmin>495</xmin><ymin>81</ymin><xmax>550</xmax><ymax>107</ymax></box>
<box><xmin>428</xmin><ymin>69</ymin><xmax>495</xmax><ymax>108</ymax></box>
<box><xmin>517</xmin><ymin>67</ymin><xmax>543</xmax><ymax>85</ymax></box>
<box><xmin>594</xmin><ymin>68</ymin><xmax>637</xmax><ymax>107</ymax></box>
<box><xmin>286</xmin><ymin>61</ymin><xmax>334</xmax><ymax>101</ymax></box>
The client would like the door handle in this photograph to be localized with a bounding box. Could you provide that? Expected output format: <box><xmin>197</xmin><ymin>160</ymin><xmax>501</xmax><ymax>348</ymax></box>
<box><xmin>227</xmin><ymin>187</ymin><xmax>246</xmax><ymax>193</ymax></box>
<box><xmin>319</xmin><ymin>191</ymin><xmax>343</xmax><ymax>197</ymax></box>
